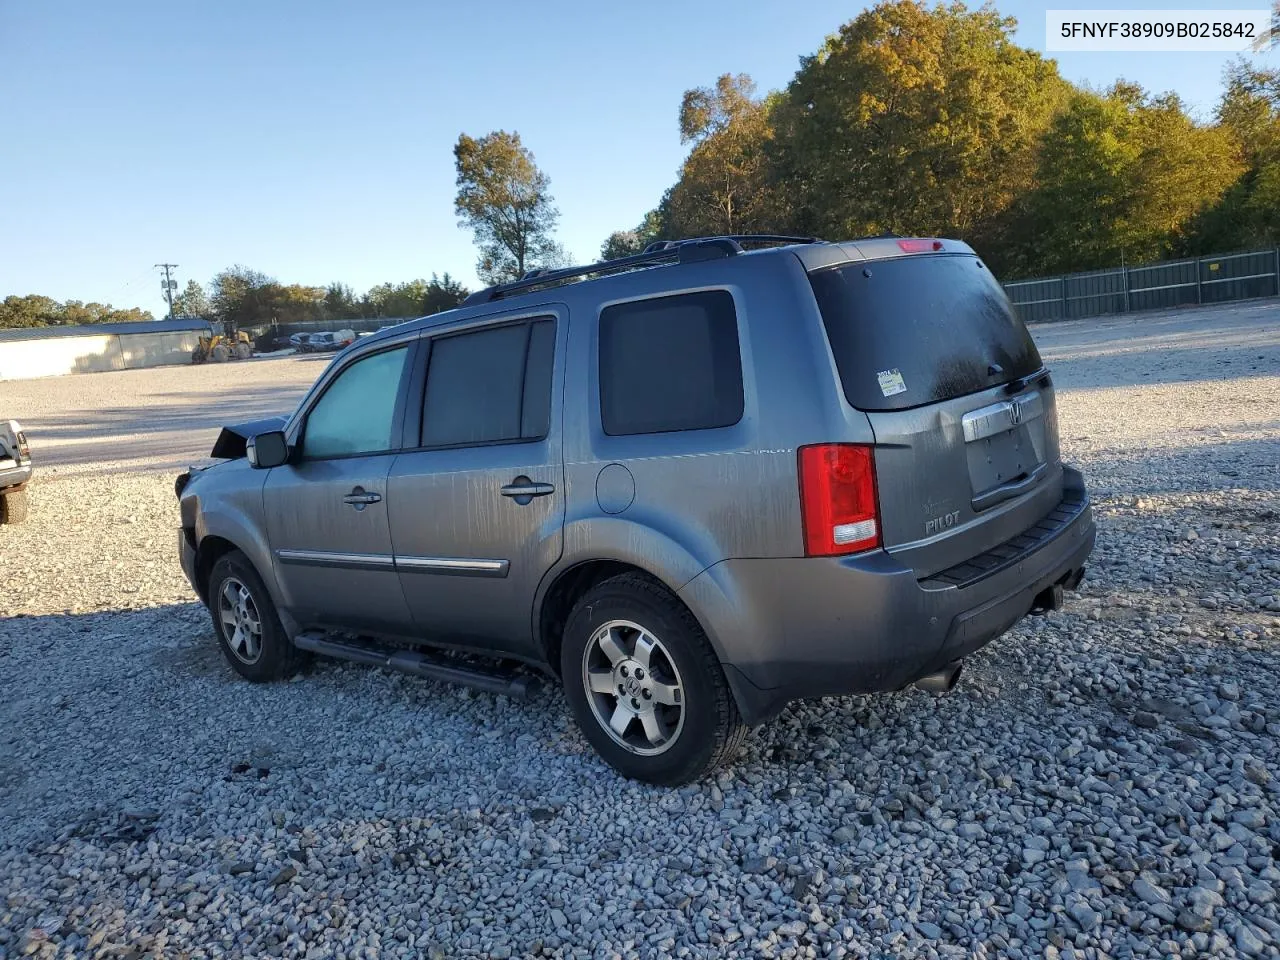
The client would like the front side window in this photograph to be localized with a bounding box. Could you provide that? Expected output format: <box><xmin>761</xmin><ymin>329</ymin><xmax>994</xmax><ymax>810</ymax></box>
<box><xmin>302</xmin><ymin>346</ymin><xmax>409</xmax><ymax>459</ymax></box>
<box><xmin>598</xmin><ymin>290</ymin><xmax>744</xmax><ymax>436</ymax></box>
<box><xmin>420</xmin><ymin>318</ymin><xmax>556</xmax><ymax>448</ymax></box>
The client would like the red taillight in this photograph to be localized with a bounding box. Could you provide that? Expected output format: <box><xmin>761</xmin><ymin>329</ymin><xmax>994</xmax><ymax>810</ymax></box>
<box><xmin>897</xmin><ymin>238</ymin><xmax>943</xmax><ymax>253</ymax></box>
<box><xmin>797</xmin><ymin>443</ymin><xmax>880</xmax><ymax>556</ymax></box>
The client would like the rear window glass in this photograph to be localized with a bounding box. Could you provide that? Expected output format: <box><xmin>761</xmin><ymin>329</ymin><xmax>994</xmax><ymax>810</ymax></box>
<box><xmin>808</xmin><ymin>255</ymin><xmax>1041</xmax><ymax>412</ymax></box>
<box><xmin>420</xmin><ymin>319</ymin><xmax>555</xmax><ymax>448</ymax></box>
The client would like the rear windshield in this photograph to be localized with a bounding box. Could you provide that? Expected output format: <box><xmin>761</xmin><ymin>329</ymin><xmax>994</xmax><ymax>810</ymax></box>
<box><xmin>808</xmin><ymin>254</ymin><xmax>1041</xmax><ymax>412</ymax></box>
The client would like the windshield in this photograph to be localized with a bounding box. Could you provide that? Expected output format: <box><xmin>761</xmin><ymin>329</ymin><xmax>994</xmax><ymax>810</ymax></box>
<box><xmin>808</xmin><ymin>254</ymin><xmax>1042</xmax><ymax>412</ymax></box>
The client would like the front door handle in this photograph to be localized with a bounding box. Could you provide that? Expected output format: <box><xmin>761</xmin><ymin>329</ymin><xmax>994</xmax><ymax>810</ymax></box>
<box><xmin>500</xmin><ymin>477</ymin><xmax>555</xmax><ymax>502</ymax></box>
<box><xmin>343</xmin><ymin>487</ymin><xmax>382</xmax><ymax>509</ymax></box>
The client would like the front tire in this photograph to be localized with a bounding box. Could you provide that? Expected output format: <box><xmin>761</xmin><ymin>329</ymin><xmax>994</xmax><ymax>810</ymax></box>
<box><xmin>0</xmin><ymin>489</ymin><xmax>28</xmax><ymax>524</ymax></box>
<box><xmin>206</xmin><ymin>550</ymin><xmax>305</xmax><ymax>682</ymax></box>
<box><xmin>561</xmin><ymin>573</ymin><xmax>747</xmax><ymax>785</ymax></box>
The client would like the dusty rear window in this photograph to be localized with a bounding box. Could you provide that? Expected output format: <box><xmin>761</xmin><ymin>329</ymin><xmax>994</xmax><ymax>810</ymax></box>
<box><xmin>809</xmin><ymin>254</ymin><xmax>1041</xmax><ymax>412</ymax></box>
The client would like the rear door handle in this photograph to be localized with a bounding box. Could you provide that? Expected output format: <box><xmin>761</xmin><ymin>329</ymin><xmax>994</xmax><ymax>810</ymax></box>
<box><xmin>500</xmin><ymin>479</ymin><xmax>555</xmax><ymax>499</ymax></box>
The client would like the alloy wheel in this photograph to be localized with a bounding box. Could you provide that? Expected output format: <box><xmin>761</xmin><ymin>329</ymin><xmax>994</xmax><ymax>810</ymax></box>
<box><xmin>581</xmin><ymin>619</ymin><xmax>685</xmax><ymax>756</ymax></box>
<box><xmin>218</xmin><ymin>577</ymin><xmax>263</xmax><ymax>664</ymax></box>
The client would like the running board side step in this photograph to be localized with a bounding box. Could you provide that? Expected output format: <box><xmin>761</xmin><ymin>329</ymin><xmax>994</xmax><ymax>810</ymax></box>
<box><xmin>292</xmin><ymin>631</ymin><xmax>539</xmax><ymax>699</ymax></box>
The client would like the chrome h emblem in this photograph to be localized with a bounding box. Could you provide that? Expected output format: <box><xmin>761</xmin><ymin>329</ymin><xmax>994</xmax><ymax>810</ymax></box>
<box><xmin>1009</xmin><ymin>401</ymin><xmax>1023</xmax><ymax>426</ymax></box>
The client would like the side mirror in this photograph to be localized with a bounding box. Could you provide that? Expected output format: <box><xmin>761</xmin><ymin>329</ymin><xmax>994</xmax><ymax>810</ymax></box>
<box><xmin>247</xmin><ymin>430</ymin><xmax>290</xmax><ymax>469</ymax></box>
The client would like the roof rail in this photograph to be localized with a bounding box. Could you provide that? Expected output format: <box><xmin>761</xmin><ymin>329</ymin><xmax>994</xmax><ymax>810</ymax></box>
<box><xmin>461</xmin><ymin>246</ymin><xmax>684</xmax><ymax>306</ymax></box>
<box><xmin>718</xmin><ymin>234</ymin><xmax>823</xmax><ymax>246</ymax></box>
<box><xmin>519</xmin><ymin>267</ymin><xmax>557</xmax><ymax>280</ymax></box>
<box><xmin>461</xmin><ymin>234</ymin><xmax>825</xmax><ymax>306</ymax></box>
<box><xmin>645</xmin><ymin>234</ymin><xmax>821</xmax><ymax>252</ymax></box>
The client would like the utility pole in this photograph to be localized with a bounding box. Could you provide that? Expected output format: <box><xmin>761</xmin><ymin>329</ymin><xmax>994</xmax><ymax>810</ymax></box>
<box><xmin>155</xmin><ymin>263</ymin><xmax>178</xmax><ymax>319</ymax></box>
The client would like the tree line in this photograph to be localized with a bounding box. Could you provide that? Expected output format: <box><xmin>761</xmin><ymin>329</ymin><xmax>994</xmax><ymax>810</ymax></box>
<box><xmin>171</xmin><ymin>269</ymin><xmax>469</xmax><ymax>330</ymax></box>
<box><xmin>595</xmin><ymin>1</ymin><xmax>1280</xmax><ymax>279</ymax></box>
<box><xmin>0</xmin><ymin>296</ymin><xmax>153</xmax><ymax>330</ymax></box>
<box><xmin>0</xmin><ymin>271</ymin><xmax>469</xmax><ymax>332</ymax></box>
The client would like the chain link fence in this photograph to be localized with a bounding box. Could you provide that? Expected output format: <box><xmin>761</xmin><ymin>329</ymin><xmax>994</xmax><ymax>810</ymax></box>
<box><xmin>1002</xmin><ymin>248</ymin><xmax>1280</xmax><ymax>323</ymax></box>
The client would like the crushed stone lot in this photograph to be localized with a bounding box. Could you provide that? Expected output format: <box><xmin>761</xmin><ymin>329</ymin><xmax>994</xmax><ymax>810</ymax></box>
<box><xmin>1</xmin><ymin>302</ymin><xmax>1279</xmax><ymax>959</ymax></box>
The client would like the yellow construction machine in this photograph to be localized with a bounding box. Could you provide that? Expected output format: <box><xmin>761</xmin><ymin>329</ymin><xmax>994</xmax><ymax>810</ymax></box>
<box><xmin>192</xmin><ymin>330</ymin><xmax>254</xmax><ymax>363</ymax></box>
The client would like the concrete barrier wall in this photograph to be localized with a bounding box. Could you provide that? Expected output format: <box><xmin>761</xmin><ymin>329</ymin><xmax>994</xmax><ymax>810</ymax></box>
<box><xmin>0</xmin><ymin>329</ymin><xmax>205</xmax><ymax>381</ymax></box>
<box><xmin>117</xmin><ymin>331</ymin><xmax>205</xmax><ymax>370</ymax></box>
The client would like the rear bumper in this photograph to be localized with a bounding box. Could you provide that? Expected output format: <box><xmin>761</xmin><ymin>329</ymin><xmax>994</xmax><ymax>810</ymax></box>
<box><xmin>681</xmin><ymin>467</ymin><xmax>1096</xmax><ymax>725</ymax></box>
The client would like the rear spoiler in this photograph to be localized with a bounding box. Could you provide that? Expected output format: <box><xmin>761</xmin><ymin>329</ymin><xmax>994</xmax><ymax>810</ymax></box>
<box><xmin>210</xmin><ymin>416</ymin><xmax>288</xmax><ymax>460</ymax></box>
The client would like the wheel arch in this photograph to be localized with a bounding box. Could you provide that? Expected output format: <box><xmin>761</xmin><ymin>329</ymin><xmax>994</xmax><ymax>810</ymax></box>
<box><xmin>537</xmin><ymin>560</ymin><xmax>655</xmax><ymax>676</ymax></box>
<box><xmin>534</xmin><ymin>515</ymin><xmax>734</xmax><ymax>672</ymax></box>
<box><xmin>194</xmin><ymin>534</ymin><xmax>242</xmax><ymax>604</ymax></box>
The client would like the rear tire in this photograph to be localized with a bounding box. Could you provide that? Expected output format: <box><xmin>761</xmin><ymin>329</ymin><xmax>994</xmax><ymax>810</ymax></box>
<box><xmin>206</xmin><ymin>550</ymin><xmax>306</xmax><ymax>682</ymax></box>
<box><xmin>234</xmin><ymin>342</ymin><xmax>252</xmax><ymax>360</ymax></box>
<box><xmin>0</xmin><ymin>489</ymin><xmax>29</xmax><ymax>524</ymax></box>
<box><xmin>560</xmin><ymin>573</ymin><xmax>747</xmax><ymax>785</ymax></box>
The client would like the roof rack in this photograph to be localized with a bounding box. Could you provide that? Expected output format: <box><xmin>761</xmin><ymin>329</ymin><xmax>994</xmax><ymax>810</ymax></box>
<box><xmin>461</xmin><ymin>234</ymin><xmax>825</xmax><ymax>306</ymax></box>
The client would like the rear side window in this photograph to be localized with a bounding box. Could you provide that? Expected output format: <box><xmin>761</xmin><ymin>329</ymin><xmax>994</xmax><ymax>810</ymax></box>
<box><xmin>420</xmin><ymin>319</ymin><xmax>555</xmax><ymax>448</ymax></box>
<box><xmin>521</xmin><ymin>319</ymin><xmax>556</xmax><ymax>439</ymax></box>
<box><xmin>599</xmin><ymin>291</ymin><xmax>743</xmax><ymax>436</ymax></box>
<box><xmin>809</xmin><ymin>255</ymin><xmax>1042</xmax><ymax>412</ymax></box>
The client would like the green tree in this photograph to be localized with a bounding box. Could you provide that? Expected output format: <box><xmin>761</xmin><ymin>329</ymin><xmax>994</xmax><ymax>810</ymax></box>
<box><xmin>210</xmin><ymin>266</ymin><xmax>273</xmax><ymax>330</ymax></box>
<box><xmin>663</xmin><ymin>74</ymin><xmax>783</xmax><ymax>237</ymax></box>
<box><xmin>60</xmin><ymin>301</ymin><xmax>106</xmax><ymax>325</ymax></box>
<box><xmin>1003</xmin><ymin>85</ymin><xmax>1243</xmax><ymax>274</ymax></box>
<box><xmin>1218</xmin><ymin>60</ymin><xmax>1280</xmax><ymax>160</ymax></box>
<box><xmin>422</xmin><ymin>273</ymin><xmax>469</xmax><ymax>314</ymax></box>
<box><xmin>365</xmin><ymin>280</ymin><xmax>428</xmax><ymax>318</ymax></box>
<box><xmin>770</xmin><ymin>0</ymin><xmax>1069</xmax><ymax>242</ymax></box>
<box><xmin>601</xmin><ymin>230</ymin><xmax>646</xmax><ymax>260</ymax></box>
<box><xmin>265</xmin><ymin>284</ymin><xmax>326</xmax><ymax>325</ymax></box>
<box><xmin>0</xmin><ymin>294</ymin><xmax>152</xmax><ymax>329</ymax></box>
<box><xmin>600</xmin><ymin>209</ymin><xmax>665</xmax><ymax>260</ymax></box>
<box><xmin>1132</xmin><ymin>92</ymin><xmax>1243</xmax><ymax>254</ymax></box>
<box><xmin>0</xmin><ymin>295</ymin><xmax>60</xmax><ymax>328</ymax></box>
<box><xmin>173</xmin><ymin>279</ymin><xmax>211</xmax><ymax>318</ymax></box>
<box><xmin>323</xmin><ymin>282</ymin><xmax>361</xmax><ymax>320</ymax></box>
<box><xmin>1189</xmin><ymin>61</ymin><xmax>1280</xmax><ymax>250</ymax></box>
<box><xmin>97</xmin><ymin>306</ymin><xmax>154</xmax><ymax>324</ymax></box>
<box><xmin>454</xmin><ymin>130</ymin><xmax>562</xmax><ymax>284</ymax></box>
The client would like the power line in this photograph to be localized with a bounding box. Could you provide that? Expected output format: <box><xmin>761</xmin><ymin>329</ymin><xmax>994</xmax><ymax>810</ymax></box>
<box><xmin>99</xmin><ymin>266</ymin><xmax>157</xmax><ymax>307</ymax></box>
<box><xmin>155</xmin><ymin>263</ymin><xmax>178</xmax><ymax>319</ymax></box>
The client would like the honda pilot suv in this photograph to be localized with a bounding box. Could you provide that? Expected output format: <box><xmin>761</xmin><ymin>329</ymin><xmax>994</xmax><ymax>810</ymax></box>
<box><xmin>175</xmin><ymin>235</ymin><xmax>1094</xmax><ymax>785</ymax></box>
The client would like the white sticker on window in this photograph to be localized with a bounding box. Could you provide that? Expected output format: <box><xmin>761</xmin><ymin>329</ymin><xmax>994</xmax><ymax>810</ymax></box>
<box><xmin>877</xmin><ymin>368</ymin><xmax>907</xmax><ymax>397</ymax></box>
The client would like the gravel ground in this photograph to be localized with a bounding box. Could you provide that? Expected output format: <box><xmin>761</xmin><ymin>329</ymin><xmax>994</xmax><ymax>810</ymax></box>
<box><xmin>1</xmin><ymin>302</ymin><xmax>1278</xmax><ymax>959</ymax></box>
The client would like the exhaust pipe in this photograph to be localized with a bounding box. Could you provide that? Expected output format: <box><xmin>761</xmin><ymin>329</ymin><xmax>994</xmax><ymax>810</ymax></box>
<box><xmin>913</xmin><ymin>661</ymin><xmax>962</xmax><ymax>694</ymax></box>
<box><xmin>1031</xmin><ymin>582</ymin><xmax>1064</xmax><ymax>614</ymax></box>
<box><xmin>1064</xmin><ymin>566</ymin><xmax>1086</xmax><ymax>591</ymax></box>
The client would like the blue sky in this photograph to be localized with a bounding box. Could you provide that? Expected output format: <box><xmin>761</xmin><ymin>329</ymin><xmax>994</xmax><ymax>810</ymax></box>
<box><xmin>1</xmin><ymin>1</ymin><xmax>1274</xmax><ymax>316</ymax></box>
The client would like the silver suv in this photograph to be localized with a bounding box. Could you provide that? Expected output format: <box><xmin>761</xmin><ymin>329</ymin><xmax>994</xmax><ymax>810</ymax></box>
<box><xmin>176</xmin><ymin>235</ymin><xmax>1095</xmax><ymax>785</ymax></box>
<box><xmin>1</xmin><ymin>419</ymin><xmax>32</xmax><ymax>524</ymax></box>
